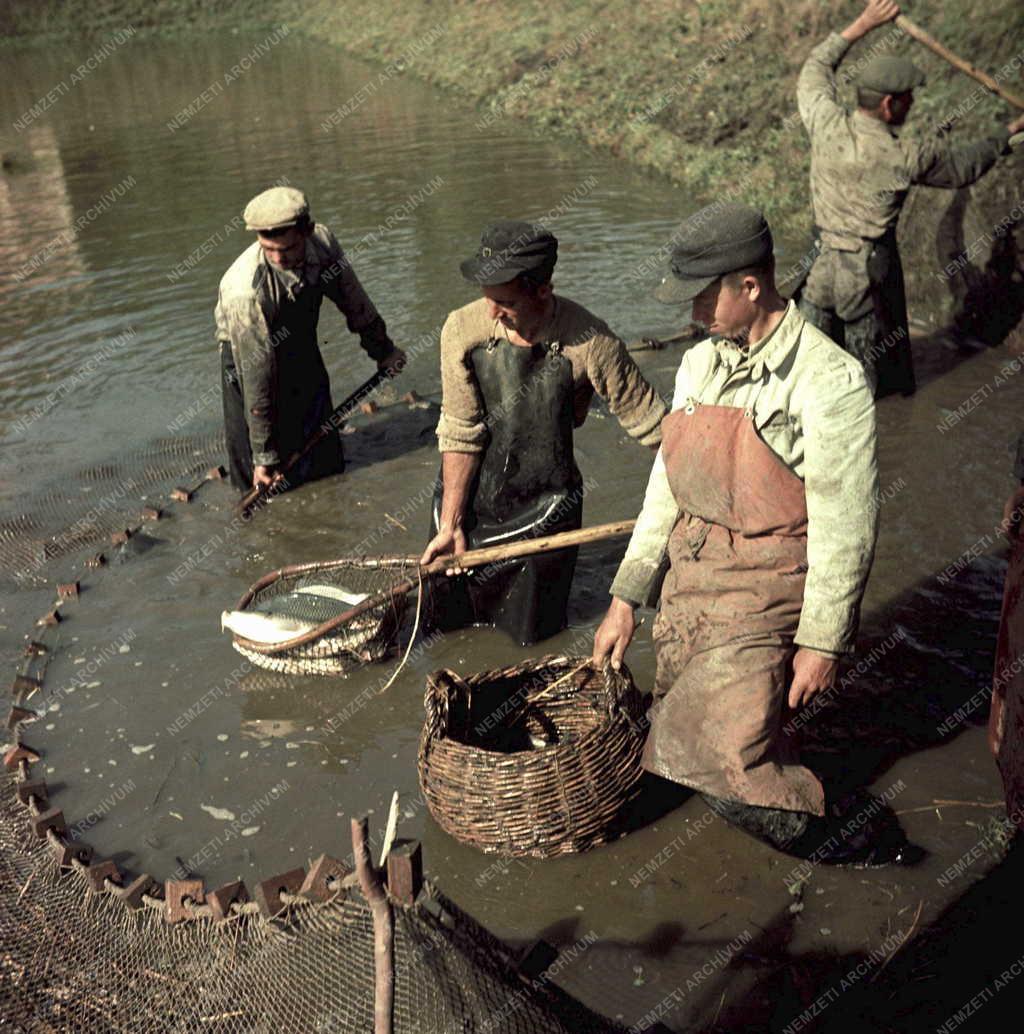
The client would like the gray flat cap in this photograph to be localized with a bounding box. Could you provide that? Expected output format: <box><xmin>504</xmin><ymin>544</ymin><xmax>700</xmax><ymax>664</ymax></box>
<box><xmin>243</xmin><ymin>186</ymin><xmax>310</xmax><ymax>231</ymax></box>
<box><xmin>857</xmin><ymin>55</ymin><xmax>926</xmax><ymax>95</ymax></box>
<box><xmin>653</xmin><ymin>202</ymin><xmax>774</xmax><ymax>305</ymax></box>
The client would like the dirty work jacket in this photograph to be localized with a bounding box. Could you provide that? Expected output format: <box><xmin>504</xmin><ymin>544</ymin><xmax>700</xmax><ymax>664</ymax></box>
<box><xmin>215</xmin><ymin>224</ymin><xmax>393</xmax><ymax>466</ymax></box>
<box><xmin>797</xmin><ymin>32</ymin><xmax>1010</xmax><ymax>318</ymax></box>
<box><xmin>611</xmin><ymin>302</ymin><xmax>878</xmax><ymax>657</ymax></box>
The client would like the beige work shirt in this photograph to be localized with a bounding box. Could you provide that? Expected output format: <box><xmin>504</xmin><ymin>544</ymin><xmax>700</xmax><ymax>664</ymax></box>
<box><xmin>798</xmin><ymin>33</ymin><xmax>1008</xmax><ymax>318</ymax></box>
<box><xmin>610</xmin><ymin>302</ymin><xmax>879</xmax><ymax>656</ymax></box>
<box><xmin>435</xmin><ymin>295</ymin><xmax>667</xmax><ymax>453</ymax></box>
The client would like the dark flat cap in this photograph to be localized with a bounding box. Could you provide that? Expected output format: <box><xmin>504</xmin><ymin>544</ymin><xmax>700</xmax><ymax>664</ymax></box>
<box><xmin>653</xmin><ymin>202</ymin><xmax>774</xmax><ymax>305</ymax></box>
<box><xmin>460</xmin><ymin>220</ymin><xmax>558</xmax><ymax>285</ymax></box>
<box><xmin>857</xmin><ymin>55</ymin><xmax>925</xmax><ymax>95</ymax></box>
<box><xmin>244</xmin><ymin>186</ymin><xmax>310</xmax><ymax>231</ymax></box>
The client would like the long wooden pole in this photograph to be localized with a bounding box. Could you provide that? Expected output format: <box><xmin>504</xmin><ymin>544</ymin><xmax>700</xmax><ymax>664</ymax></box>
<box><xmin>352</xmin><ymin>816</ymin><xmax>394</xmax><ymax>1034</ymax></box>
<box><xmin>234</xmin><ymin>368</ymin><xmax>388</xmax><ymax>517</ymax></box>
<box><xmin>896</xmin><ymin>15</ymin><xmax>1024</xmax><ymax>112</ymax></box>
<box><xmin>232</xmin><ymin>519</ymin><xmax>636</xmax><ymax>654</ymax></box>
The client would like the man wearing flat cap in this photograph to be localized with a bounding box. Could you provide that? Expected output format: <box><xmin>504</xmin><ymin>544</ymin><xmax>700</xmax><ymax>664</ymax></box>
<box><xmin>797</xmin><ymin>0</ymin><xmax>1024</xmax><ymax>397</ymax></box>
<box><xmin>593</xmin><ymin>203</ymin><xmax>908</xmax><ymax>864</ymax></box>
<box><xmin>216</xmin><ymin>185</ymin><xmax>405</xmax><ymax>492</ymax></box>
<box><xmin>421</xmin><ymin>220</ymin><xmax>666</xmax><ymax>645</ymax></box>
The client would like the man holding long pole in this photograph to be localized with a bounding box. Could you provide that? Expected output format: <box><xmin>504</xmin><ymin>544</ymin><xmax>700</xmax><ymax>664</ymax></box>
<box><xmin>796</xmin><ymin>0</ymin><xmax>1024</xmax><ymax>397</ymax></box>
<box><xmin>216</xmin><ymin>186</ymin><xmax>405</xmax><ymax>494</ymax></box>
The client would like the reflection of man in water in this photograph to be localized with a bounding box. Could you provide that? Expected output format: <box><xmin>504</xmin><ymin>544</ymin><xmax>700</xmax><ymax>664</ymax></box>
<box><xmin>216</xmin><ymin>186</ymin><xmax>405</xmax><ymax>493</ymax></box>
<box><xmin>594</xmin><ymin>203</ymin><xmax>909</xmax><ymax>865</ymax></box>
<box><xmin>796</xmin><ymin>0</ymin><xmax>1024</xmax><ymax>397</ymax></box>
<box><xmin>421</xmin><ymin>220</ymin><xmax>666</xmax><ymax>645</ymax></box>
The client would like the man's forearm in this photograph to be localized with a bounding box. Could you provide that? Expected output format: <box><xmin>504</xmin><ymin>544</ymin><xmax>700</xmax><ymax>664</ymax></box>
<box><xmin>438</xmin><ymin>451</ymin><xmax>481</xmax><ymax>531</ymax></box>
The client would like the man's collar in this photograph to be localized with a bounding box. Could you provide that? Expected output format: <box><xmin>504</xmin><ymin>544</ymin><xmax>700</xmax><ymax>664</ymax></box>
<box><xmin>853</xmin><ymin>108</ymin><xmax>898</xmax><ymax>138</ymax></box>
<box><xmin>713</xmin><ymin>301</ymin><xmax>801</xmax><ymax>376</ymax></box>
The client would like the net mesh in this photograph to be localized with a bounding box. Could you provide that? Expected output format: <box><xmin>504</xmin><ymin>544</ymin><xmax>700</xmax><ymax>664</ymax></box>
<box><xmin>229</xmin><ymin>558</ymin><xmax>431</xmax><ymax>676</ymax></box>
<box><xmin>0</xmin><ymin>774</ymin><xmax>625</xmax><ymax>1033</ymax></box>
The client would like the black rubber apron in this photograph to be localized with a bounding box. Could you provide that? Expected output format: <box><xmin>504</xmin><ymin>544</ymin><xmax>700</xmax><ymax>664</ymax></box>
<box><xmin>430</xmin><ymin>335</ymin><xmax>582</xmax><ymax>645</ymax></box>
<box><xmin>220</xmin><ymin>276</ymin><xmax>343</xmax><ymax>492</ymax></box>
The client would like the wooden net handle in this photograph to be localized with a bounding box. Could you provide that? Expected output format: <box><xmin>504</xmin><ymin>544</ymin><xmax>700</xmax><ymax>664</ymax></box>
<box><xmin>896</xmin><ymin>15</ymin><xmax>1024</xmax><ymax>111</ymax></box>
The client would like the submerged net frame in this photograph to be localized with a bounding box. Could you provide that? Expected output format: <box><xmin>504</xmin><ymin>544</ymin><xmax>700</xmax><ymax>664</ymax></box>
<box><xmin>0</xmin><ymin>437</ymin><xmax>635</xmax><ymax>1031</ymax></box>
<box><xmin>229</xmin><ymin>555</ymin><xmax>429</xmax><ymax>676</ymax></box>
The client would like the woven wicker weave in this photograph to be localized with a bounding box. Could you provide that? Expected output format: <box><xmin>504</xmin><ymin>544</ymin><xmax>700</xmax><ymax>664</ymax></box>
<box><xmin>418</xmin><ymin>654</ymin><xmax>649</xmax><ymax>858</ymax></box>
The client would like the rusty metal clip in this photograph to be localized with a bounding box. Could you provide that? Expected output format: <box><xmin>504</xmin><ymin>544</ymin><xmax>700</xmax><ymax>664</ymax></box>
<box><xmin>110</xmin><ymin>529</ymin><xmax>133</xmax><ymax>546</ymax></box>
<box><xmin>141</xmin><ymin>506</ymin><xmax>162</xmax><ymax>521</ymax></box>
<box><xmin>31</xmin><ymin>807</ymin><xmax>66</xmax><ymax>839</ymax></box>
<box><xmin>207</xmin><ymin>880</ymin><xmax>249</xmax><ymax>920</ymax></box>
<box><xmin>36</xmin><ymin>610</ymin><xmax>61</xmax><ymax>627</ymax></box>
<box><xmin>300</xmin><ymin>854</ymin><xmax>350</xmax><ymax>902</ymax></box>
<box><xmin>206</xmin><ymin>465</ymin><xmax>227</xmax><ymax>480</ymax></box>
<box><xmin>86</xmin><ymin>553</ymin><xmax>106</xmax><ymax>568</ymax></box>
<box><xmin>57</xmin><ymin>581</ymin><xmax>80</xmax><ymax>600</ymax></box>
<box><xmin>165</xmin><ymin>879</ymin><xmax>204</xmax><ymax>924</ymax></box>
<box><xmin>6</xmin><ymin>706</ymin><xmax>38</xmax><ymax>730</ymax></box>
<box><xmin>3</xmin><ymin>743</ymin><xmax>40</xmax><ymax>770</ymax></box>
<box><xmin>85</xmin><ymin>859</ymin><xmax>121</xmax><ymax>893</ymax></box>
<box><xmin>170</xmin><ymin>487</ymin><xmax>193</xmax><ymax>503</ymax></box>
<box><xmin>16</xmin><ymin>779</ymin><xmax>48</xmax><ymax>809</ymax></box>
<box><xmin>254</xmin><ymin>867</ymin><xmax>305</xmax><ymax>918</ymax></box>
<box><xmin>23</xmin><ymin>641</ymin><xmax>47</xmax><ymax>657</ymax></box>
<box><xmin>48</xmin><ymin>831</ymin><xmax>94</xmax><ymax>869</ymax></box>
<box><xmin>110</xmin><ymin>873</ymin><xmax>158</xmax><ymax>910</ymax></box>
<box><xmin>12</xmin><ymin>675</ymin><xmax>42</xmax><ymax>700</ymax></box>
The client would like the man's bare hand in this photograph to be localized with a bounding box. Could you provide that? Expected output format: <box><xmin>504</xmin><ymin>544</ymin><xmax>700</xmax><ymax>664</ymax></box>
<box><xmin>592</xmin><ymin>597</ymin><xmax>637</xmax><ymax>671</ymax></box>
<box><xmin>378</xmin><ymin>347</ymin><xmax>407</xmax><ymax>377</ymax></box>
<box><xmin>253</xmin><ymin>464</ymin><xmax>277</xmax><ymax>488</ymax></box>
<box><xmin>421</xmin><ymin>526</ymin><xmax>468</xmax><ymax>571</ymax></box>
<box><xmin>860</xmin><ymin>0</ymin><xmax>900</xmax><ymax>30</ymax></box>
<box><xmin>1003</xmin><ymin>485</ymin><xmax>1024</xmax><ymax>540</ymax></box>
<box><xmin>787</xmin><ymin>648</ymin><xmax>839</xmax><ymax>710</ymax></box>
<box><xmin>1007</xmin><ymin>113</ymin><xmax>1024</xmax><ymax>139</ymax></box>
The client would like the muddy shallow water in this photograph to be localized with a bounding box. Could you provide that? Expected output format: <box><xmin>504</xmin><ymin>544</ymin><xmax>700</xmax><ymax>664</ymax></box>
<box><xmin>2</xmin><ymin>29</ymin><xmax>1023</xmax><ymax>1031</ymax></box>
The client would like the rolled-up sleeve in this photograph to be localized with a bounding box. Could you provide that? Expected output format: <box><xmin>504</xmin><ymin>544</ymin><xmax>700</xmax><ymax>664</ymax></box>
<box><xmin>224</xmin><ymin>297</ymin><xmax>279</xmax><ymax>466</ymax></box>
<box><xmin>435</xmin><ymin>313</ymin><xmax>489</xmax><ymax>454</ymax></box>
<box><xmin>319</xmin><ymin>230</ymin><xmax>394</xmax><ymax>361</ymax></box>
<box><xmin>796</xmin><ymin>359</ymin><xmax>879</xmax><ymax>654</ymax></box>
<box><xmin>609</xmin><ymin>356</ymin><xmax>692</xmax><ymax>606</ymax></box>
<box><xmin>587</xmin><ymin>335</ymin><xmax>668</xmax><ymax>447</ymax></box>
<box><xmin>797</xmin><ymin>32</ymin><xmax>852</xmax><ymax>137</ymax></box>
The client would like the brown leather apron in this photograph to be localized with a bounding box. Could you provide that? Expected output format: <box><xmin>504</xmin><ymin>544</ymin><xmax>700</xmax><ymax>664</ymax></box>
<box><xmin>646</xmin><ymin>400</ymin><xmax>825</xmax><ymax>815</ymax></box>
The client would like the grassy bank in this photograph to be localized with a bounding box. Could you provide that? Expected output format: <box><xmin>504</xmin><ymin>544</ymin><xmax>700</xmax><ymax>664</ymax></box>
<box><xmin>5</xmin><ymin>0</ymin><xmax>1022</xmax><ymax>243</ymax></box>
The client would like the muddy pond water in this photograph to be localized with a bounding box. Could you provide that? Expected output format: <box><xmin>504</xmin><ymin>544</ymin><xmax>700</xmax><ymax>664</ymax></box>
<box><xmin>2</xmin><ymin>28</ymin><xmax>1023</xmax><ymax>1031</ymax></box>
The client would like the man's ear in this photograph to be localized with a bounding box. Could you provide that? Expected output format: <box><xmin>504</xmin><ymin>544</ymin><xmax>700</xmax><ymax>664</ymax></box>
<box><xmin>879</xmin><ymin>93</ymin><xmax>896</xmax><ymax>123</ymax></box>
<box><xmin>743</xmin><ymin>274</ymin><xmax>761</xmax><ymax>303</ymax></box>
<box><xmin>536</xmin><ymin>281</ymin><xmax>554</xmax><ymax>301</ymax></box>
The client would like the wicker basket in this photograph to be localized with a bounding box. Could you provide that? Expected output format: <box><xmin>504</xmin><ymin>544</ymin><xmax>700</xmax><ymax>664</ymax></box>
<box><xmin>418</xmin><ymin>654</ymin><xmax>649</xmax><ymax>858</ymax></box>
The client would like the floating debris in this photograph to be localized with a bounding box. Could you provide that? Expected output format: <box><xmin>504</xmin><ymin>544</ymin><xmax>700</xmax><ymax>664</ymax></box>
<box><xmin>241</xmin><ymin>826</ymin><xmax>261</xmax><ymax>837</ymax></box>
<box><xmin>131</xmin><ymin>744</ymin><xmax>154</xmax><ymax>755</ymax></box>
<box><xmin>200</xmin><ymin>804</ymin><xmax>236</xmax><ymax>821</ymax></box>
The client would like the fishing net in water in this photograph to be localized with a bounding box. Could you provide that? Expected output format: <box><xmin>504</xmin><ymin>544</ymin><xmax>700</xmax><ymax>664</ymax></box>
<box><xmin>0</xmin><ymin>773</ymin><xmax>626</xmax><ymax>1033</ymax></box>
<box><xmin>225</xmin><ymin>556</ymin><xmax>432</xmax><ymax>676</ymax></box>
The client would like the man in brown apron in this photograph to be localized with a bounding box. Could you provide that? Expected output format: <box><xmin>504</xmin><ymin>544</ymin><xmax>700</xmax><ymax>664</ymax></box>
<box><xmin>594</xmin><ymin>204</ymin><xmax>909</xmax><ymax>863</ymax></box>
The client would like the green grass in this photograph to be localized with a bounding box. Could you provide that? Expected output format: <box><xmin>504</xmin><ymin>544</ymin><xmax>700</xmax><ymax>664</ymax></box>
<box><xmin>4</xmin><ymin>0</ymin><xmax>1023</xmax><ymax>240</ymax></box>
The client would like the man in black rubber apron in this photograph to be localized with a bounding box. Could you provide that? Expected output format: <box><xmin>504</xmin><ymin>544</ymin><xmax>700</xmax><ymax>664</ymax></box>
<box><xmin>215</xmin><ymin>186</ymin><xmax>405</xmax><ymax>493</ymax></box>
<box><xmin>796</xmin><ymin>0</ymin><xmax>1024</xmax><ymax>398</ymax></box>
<box><xmin>422</xmin><ymin>221</ymin><xmax>666</xmax><ymax>645</ymax></box>
<box><xmin>594</xmin><ymin>204</ymin><xmax>911</xmax><ymax>864</ymax></box>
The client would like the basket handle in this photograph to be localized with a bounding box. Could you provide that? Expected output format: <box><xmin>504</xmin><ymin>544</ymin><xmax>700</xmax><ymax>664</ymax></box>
<box><xmin>423</xmin><ymin>668</ymin><xmax>473</xmax><ymax>741</ymax></box>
